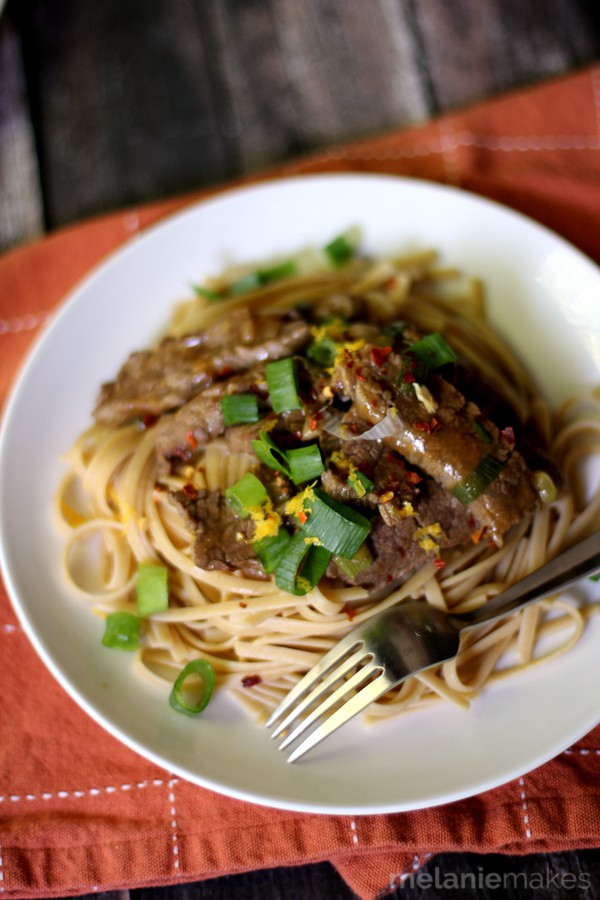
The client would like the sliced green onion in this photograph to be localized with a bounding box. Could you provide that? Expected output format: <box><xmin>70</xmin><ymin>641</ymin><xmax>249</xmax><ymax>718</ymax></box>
<box><xmin>225</xmin><ymin>472</ymin><xmax>268</xmax><ymax>515</ymax></box>
<box><xmin>307</xmin><ymin>337</ymin><xmax>338</xmax><ymax>368</ymax></box>
<box><xmin>229</xmin><ymin>272</ymin><xmax>262</xmax><ymax>296</ymax></box>
<box><xmin>102</xmin><ymin>611</ymin><xmax>141</xmax><ymax>651</ymax></box>
<box><xmin>333</xmin><ymin>543</ymin><xmax>373</xmax><ymax>580</ymax></box>
<box><xmin>300</xmin><ymin>488</ymin><xmax>372</xmax><ymax>558</ymax></box>
<box><xmin>136</xmin><ymin>563</ymin><xmax>169</xmax><ymax>617</ymax></box>
<box><xmin>451</xmin><ymin>456</ymin><xmax>504</xmax><ymax>505</ymax></box>
<box><xmin>409</xmin><ymin>332</ymin><xmax>457</xmax><ymax>370</ymax></box>
<box><xmin>348</xmin><ymin>469</ymin><xmax>375</xmax><ymax>497</ymax></box>
<box><xmin>474</xmin><ymin>421</ymin><xmax>492</xmax><ymax>443</ymax></box>
<box><xmin>265</xmin><ymin>358</ymin><xmax>302</xmax><ymax>413</ymax></box>
<box><xmin>259</xmin><ymin>259</ymin><xmax>297</xmax><ymax>283</ymax></box>
<box><xmin>220</xmin><ymin>393</ymin><xmax>259</xmax><ymax>426</ymax></box>
<box><xmin>274</xmin><ymin>532</ymin><xmax>331</xmax><ymax>595</ymax></box>
<box><xmin>227</xmin><ymin>260</ymin><xmax>297</xmax><ymax>296</ymax></box>
<box><xmin>324</xmin><ymin>230</ymin><xmax>358</xmax><ymax>266</ymax></box>
<box><xmin>590</xmin><ymin>573</ymin><xmax>600</xmax><ymax>583</ymax></box>
<box><xmin>254</xmin><ymin>529</ymin><xmax>292</xmax><ymax>574</ymax></box>
<box><xmin>286</xmin><ymin>443</ymin><xmax>324</xmax><ymax>485</ymax></box>
<box><xmin>191</xmin><ymin>283</ymin><xmax>221</xmax><ymax>301</ymax></box>
<box><xmin>169</xmin><ymin>658</ymin><xmax>215</xmax><ymax>716</ymax></box>
<box><xmin>251</xmin><ymin>431</ymin><xmax>291</xmax><ymax>476</ymax></box>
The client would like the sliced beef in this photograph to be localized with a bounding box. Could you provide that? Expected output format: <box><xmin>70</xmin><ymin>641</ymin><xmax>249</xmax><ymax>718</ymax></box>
<box><xmin>169</xmin><ymin>487</ymin><xmax>265</xmax><ymax>579</ymax></box>
<box><xmin>154</xmin><ymin>367</ymin><xmax>269</xmax><ymax>462</ymax></box>
<box><xmin>333</xmin><ymin>344</ymin><xmax>537</xmax><ymax>543</ymax></box>
<box><xmin>94</xmin><ymin>310</ymin><xmax>311</xmax><ymax>427</ymax></box>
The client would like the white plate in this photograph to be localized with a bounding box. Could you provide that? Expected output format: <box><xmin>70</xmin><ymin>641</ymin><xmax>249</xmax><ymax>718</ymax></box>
<box><xmin>1</xmin><ymin>174</ymin><xmax>600</xmax><ymax>815</ymax></box>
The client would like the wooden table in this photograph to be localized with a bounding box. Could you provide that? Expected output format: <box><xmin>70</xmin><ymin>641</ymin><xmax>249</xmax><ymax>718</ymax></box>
<box><xmin>1</xmin><ymin>1</ymin><xmax>599</xmax><ymax>897</ymax></box>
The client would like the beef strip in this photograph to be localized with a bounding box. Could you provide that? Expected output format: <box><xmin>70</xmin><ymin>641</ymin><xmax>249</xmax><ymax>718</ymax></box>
<box><xmin>94</xmin><ymin>310</ymin><xmax>310</xmax><ymax>427</ymax></box>
<box><xmin>169</xmin><ymin>487</ymin><xmax>265</xmax><ymax>579</ymax></box>
<box><xmin>332</xmin><ymin>344</ymin><xmax>537</xmax><ymax>543</ymax></box>
<box><xmin>154</xmin><ymin>367</ymin><xmax>269</xmax><ymax>462</ymax></box>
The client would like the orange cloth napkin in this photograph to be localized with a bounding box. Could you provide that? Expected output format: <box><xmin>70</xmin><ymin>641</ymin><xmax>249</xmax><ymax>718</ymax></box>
<box><xmin>1</xmin><ymin>64</ymin><xmax>600</xmax><ymax>900</ymax></box>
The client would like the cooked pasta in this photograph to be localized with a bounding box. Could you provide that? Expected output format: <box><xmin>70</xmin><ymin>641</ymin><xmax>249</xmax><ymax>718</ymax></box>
<box><xmin>55</xmin><ymin>237</ymin><xmax>600</xmax><ymax>724</ymax></box>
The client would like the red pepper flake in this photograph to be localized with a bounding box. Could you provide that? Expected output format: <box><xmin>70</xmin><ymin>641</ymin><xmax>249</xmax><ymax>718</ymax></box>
<box><xmin>186</xmin><ymin>431</ymin><xmax>198</xmax><ymax>450</ymax></box>
<box><xmin>308</xmin><ymin>415</ymin><xmax>319</xmax><ymax>431</ymax></box>
<box><xmin>433</xmin><ymin>558</ymin><xmax>446</xmax><ymax>570</ymax></box>
<box><xmin>402</xmin><ymin>370</ymin><xmax>416</xmax><ymax>384</ymax></box>
<box><xmin>182</xmin><ymin>482</ymin><xmax>197</xmax><ymax>497</ymax></box>
<box><xmin>241</xmin><ymin>674</ymin><xmax>262</xmax><ymax>688</ymax></box>
<box><xmin>356</xmin><ymin>368</ymin><xmax>367</xmax><ymax>382</ymax></box>
<box><xmin>405</xmin><ymin>471</ymin><xmax>422</xmax><ymax>484</ymax></box>
<box><xmin>142</xmin><ymin>413</ymin><xmax>158</xmax><ymax>429</ymax></box>
<box><xmin>470</xmin><ymin>527</ymin><xmax>487</xmax><ymax>545</ymax></box>
<box><xmin>370</xmin><ymin>346</ymin><xmax>392</xmax><ymax>367</ymax></box>
<box><xmin>218</xmin><ymin>366</ymin><xmax>234</xmax><ymax>378</ymax></box>
<box><xmin>239</xmin><ymin>601</ymin><xmax>248</xmax><ymax>608</ymax></box>
<box><xmin>346</xmin><ymin>608</ymin><xmax>357</xmax><ymax>621</ymax></box>
<box><xmin>414</xmin><ymin>418</ymin><xmax>442</xmax><ymax>434</ymax></box>
<box><xmin>297</xmin><ymin>511</ymin><xmax>308</xmax><ymax>525</ymax></box>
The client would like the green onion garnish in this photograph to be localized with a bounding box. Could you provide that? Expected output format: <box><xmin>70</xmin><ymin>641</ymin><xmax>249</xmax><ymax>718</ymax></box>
<box><xmin>251</xmin><ymin>431</ymin><xmax>291</xmax><ymax>477</ymax></box>
<box><xmin>324</xmin><ymin>231</ymin><xmax>357</xmax><ymax>266</ymax></box>
<box><xmin>169</xmin><ymin>658</ymin><xmax>215</xmax><ymax>716</ymax></box>
<box><xmin>102</xmin><ymin>611</ymin><xmax>141</xmax><ymax>651</ymax></box>
<box><xmin>274</xmin><ymin>532</ymin><xmax>331</xmax><ymax>596</ymax></box>
<box><xmin>474</xmin><ymin>421</ymin><xmax>492</xmax><ymax>443</ymax></box>
<box><xmin>349</xmin><ymin>469</ymin><xmax>375</xmax><ymax>497</ymax></box>
<box><xmin>227</xmin><ymin>260</ymin><xmax>297</xmax><ymax>296</ymax></box>
<box><xmin>265</xmin><ymin>358</ymin><xmax>302</xmax><ymax>413</ymax></box>
<box><xmin>220</xmin><ymin>393</ymin><xmax>259</xmax><ymax>427</ymax></box>
<box><xmin>229</xmin><ymin>272</ymin><xmax>262</xmax><ymax>296</ymax></box>
<box><xmin>300</xmin><ymin>488</ymin><xmax>372</xmax><ymax>559</ymax></box>
<box><xmin>136</xmin><ymin>563</ymin><xmax>169</xmax><ymax>617</ymax></box>
<box><xmin>285</xmin><ymin>444</ymin><xmax>325</xmax><ymax>485</ymax></box>
<box><xmin>254</xmin><ymin>529</ymin><xmax>292</xmax><ymax>573</ymax></box>
<box><xmin>409</xmin><ymin>332</ymin><xmax>457</xmax><ymax>370</ymax></box>
<box><xmin>333</xmin><ymin>543</ymin><xmax>373</xmax><ymax>580</ymax></box>
<box><xmin>590</xmin><ymin>573</ymin><xmax>600</xmax><ymax>583</ymax></box>
<box><xmin>451</xmin><ymin>456</ymin><xmax>504</xmax><ymax>505</ymax></box>
<box><xmin>307</xmin><ymin>337</ymin><xmax>338</xmax><ymax>368</ymax></box>
<box><xmin>259</xmin><ymin>259</ymin><xmax>297</xmax><ymax>283</ymax></box>
<box><xmin>225</xmin><ymin>472</ymin><xmax>268</xmax><ymax>515</ymax></box>
<box><xmin>191</xmin><ymin>283</ymin><xmax>221</xmax><ymax>301</ymax></box>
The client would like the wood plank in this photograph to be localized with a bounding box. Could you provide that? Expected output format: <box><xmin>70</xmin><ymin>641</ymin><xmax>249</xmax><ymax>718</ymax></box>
<box><xmin>413</xmin><ymin>0</ymin><xmax>600</xmax><ymax>110</ymax></box>
<box><xmin>0</xmin><ymin>13</ymin><xmax>43</xmax><ymax>252</ymax></box>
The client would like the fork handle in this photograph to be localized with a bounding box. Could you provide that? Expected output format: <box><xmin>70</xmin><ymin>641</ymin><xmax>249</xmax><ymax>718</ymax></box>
<box><xmin>455</xmin><ymin>530</ymin><xmax>600</xmax><ymax>629</ymax></box>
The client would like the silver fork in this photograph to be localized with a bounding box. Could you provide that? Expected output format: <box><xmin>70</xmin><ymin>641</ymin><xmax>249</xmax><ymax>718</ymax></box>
<box><xmin>267</xmin><ymin>530</ymin><xmax>600</xmax><ymax>762</ymax></box>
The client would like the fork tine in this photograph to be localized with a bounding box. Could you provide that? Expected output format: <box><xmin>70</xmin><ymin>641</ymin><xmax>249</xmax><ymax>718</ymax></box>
<box><xmin>265</xmin><ymin>630</ymin><xmax>364</xmax><ymax>730</ymax></box>
<box><xmin>269</xmin><ymin>645</ymin><xmax>370</xmax><ymax>739</ymax></box>
<box><xmin>286</xmin><ymin>674</ymin><xmax>395</xmax><ymax>762</ymax></box>
<box><xmin>277</xmin><ymin>659</ymin><xmax>382</xmax><ymax>750</ymax></box>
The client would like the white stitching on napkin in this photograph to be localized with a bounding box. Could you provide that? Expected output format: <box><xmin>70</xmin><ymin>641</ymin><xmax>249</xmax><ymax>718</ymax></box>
<box><xmin>1</xmin><ymin>624</ymin><xmax>19</xmax><ymax>633</ymax></box>
<box><xmin>349</xmin><ymin>819</ymin><xmax>359</xmax><ymax>845</ymax></box>
<box><xmin>168</xmin><ymin>778</ymin><xmax>181</xmax><ymax>874</ymax></box>
<box><xmin>439</xmin><ymin>121</ymin><xmax>461</xmax><ymax>185</ymax></box>
<box><xmin>0</xmin><ymin>778</ymin><xmax>166</xmax><ymax>804</ymax></box>
<box><xmin>0</xmin><ymin>842</ymin><xmax>4</xmax><ymax>893</ymax></box>
<box><xmin>518</xmin><ymin>776</ymin><xmax>532</xmax><ymax>840</ymax></box>
<box><xmin>290</xmin><ymin>132</ymin><xmax>600</xmax><ymax>167</ymax></box>
<box><xmin>0</xmin><ymin>312</ymin><xmax>49</xmax><ymax>336</ymax></box>
<box><xmin>563</xmin><ymin>748</ymin><xmax>600</xmax><ymax>756</ymax></box>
